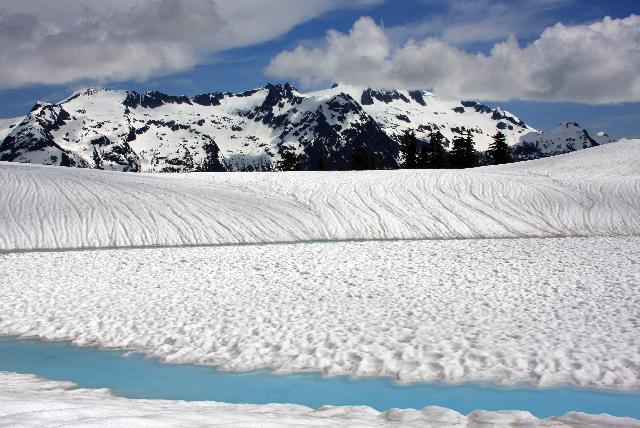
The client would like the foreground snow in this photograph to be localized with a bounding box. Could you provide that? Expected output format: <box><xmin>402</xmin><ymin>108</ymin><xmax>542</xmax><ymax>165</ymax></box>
<box><xmin>2</xmin><ymin>237</ymin><xmax>638</xmax><ymax>390</ymax></box>
<box><xmin>1</xmin><ymin>372</ymin><xmax>638</xmax><ymax>427</ymax></box>
<box><xmin>1</xmin><ymin>139</ymin><xmax>639</xmax><ymax>251</ymax></box>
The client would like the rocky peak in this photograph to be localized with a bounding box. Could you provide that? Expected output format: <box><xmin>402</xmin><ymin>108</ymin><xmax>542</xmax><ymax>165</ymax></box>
<box><xmin>123</xmin><ymin>91</ymin><xmax>192</xmax><ymax>109</ymax></box>
<box><xmin>360</xmin><ymin>88</ymin><xmax>410</xmax><ymax>105</ymax></box>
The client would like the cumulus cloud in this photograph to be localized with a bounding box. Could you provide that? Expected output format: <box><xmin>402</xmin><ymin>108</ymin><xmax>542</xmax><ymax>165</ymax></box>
<box><xmin>266</xmin><ymin>15</ymin><xmax>640</xmax><ymax>104</ymax></box>
<box><xmin>0</xmin><ymin>0</ymin><xmax>378</xmax><ymax>89</ymax></box>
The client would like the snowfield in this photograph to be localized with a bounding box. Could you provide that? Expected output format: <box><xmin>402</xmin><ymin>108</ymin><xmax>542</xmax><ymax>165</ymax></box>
<box><xmin>1</xmin><ymin>372</ymin><xmax>638</xmax><ymax>428</ymax></box>
<box><xmin>1</xmin><ymin>140</ymin><xmax>639</xmax><ymax>426</ymax></box>
<box><xmin>1</xmin><ymin>139</ymin><xmax>639</xmax><ymax>251</ymax></box>
<box><xmin>1</xmin><ymin>237</ymin><xmax>639</xmax><ymax>390</ymax></box>
<box><xmin>0</xmin><ymin>372</ymin><xmax>640</xmax><ymax>428</ymax></box>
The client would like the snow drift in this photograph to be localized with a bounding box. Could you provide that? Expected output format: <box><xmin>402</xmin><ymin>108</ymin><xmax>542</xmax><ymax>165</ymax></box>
<box><xmin>0</xmin><ymin>139</ymin><xmax>638</xmax><ymax>251</ymax></box>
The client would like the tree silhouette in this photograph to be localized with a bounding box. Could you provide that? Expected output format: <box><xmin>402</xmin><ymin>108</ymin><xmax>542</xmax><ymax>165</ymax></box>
<box><xmin>426</xmin><ymin>131</ymin><xmax>447</xmax><ymax>168</ymax></box>
<box><xmin>487</xmin><ymin>131</ymin><xmax>511</xmax><ymax>165</ymax></box>
<box><xmin>450</xmin><ymin>130</ymin><xmax>476</xmax><ymax>168</ymax></box>
<box><xmin>278</xmin><ymin>148</ymin><xmax>300</xmax><ymax>171</ymax></box>
<box><xmin>352</xmin><ymin>146</ymin><xmax>373</xmax><ymax>170</ymax></box>
<box><xmin>400</xmin><ymin>130</ymin><xmax>418</xmax><ymax>169</ymax></box>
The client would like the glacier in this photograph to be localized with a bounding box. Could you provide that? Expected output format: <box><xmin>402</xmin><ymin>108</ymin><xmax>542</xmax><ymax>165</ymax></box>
<box><xmin>0</xmin><ymin>139</ymin><xmax>638</xmax><ymax>251</ymax></box>
<box><xmin>1</xmin><ymin>140</ymin><xmax>639</xmax><ymax>426</ymax></box>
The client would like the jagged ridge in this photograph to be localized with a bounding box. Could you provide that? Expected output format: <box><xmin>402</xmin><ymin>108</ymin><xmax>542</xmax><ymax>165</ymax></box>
<box><xmin>0</xmin><ymin>83</ymin><xmax>614</xmax><ymax>172</ymax></box>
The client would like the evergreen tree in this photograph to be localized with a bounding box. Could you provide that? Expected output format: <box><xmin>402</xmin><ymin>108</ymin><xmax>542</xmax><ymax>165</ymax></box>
<box><xmin>449</xmin><ymin>135</ymin><xmax>466</xmax><ymax>168</ymax></box>
<box><xmin>352</xmin><ymin>146</ymin><xmax>373</xmax><ymax>170</ymax></box>
<box><xmin>449</xmin><ymin>130</ymin><xmax>476</xmax><ymax>168</ymax></box>
<box><xmin>426</xmin><ymin>131</ymin><xmax>447</xmax><ymax>169</ymax></box>
<box><xmin>278</xmin><ymin>148</ymin><xmax>300</xmax><ymax>171</ymax></box>
<box><xmin>400</xmin><ymin>130</ymin><xmax>418</xmax><ymax>169</ymax></box>
<box><xmin>417</xmin><ymin>143</ymin><xmax>429</xmax><ymax>169</ymax></box>
<box><xmin>487</xmin><ymin>131</ymin><xmax>511</xmax><ymax>165</ymax></box>
<box><xmin>463</xmin><ymin>130</ymin><xmax>477</xmax><ymax>168</ymax></box>
<box><xmin>317</xmin><ymin>154</ymin><xmax>327</xmax><ymax>171</ymax></box>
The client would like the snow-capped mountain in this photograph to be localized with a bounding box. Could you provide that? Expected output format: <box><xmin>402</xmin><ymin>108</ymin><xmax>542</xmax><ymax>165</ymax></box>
<box><xmin>513</xmin><ymin>121</ymin><xmax>615</xmax><ymax>161</ymax></box>
<box><xmin>0</xmin><ymin>83</ymin><xmax>612</xmax><ymax>172</ymax></box>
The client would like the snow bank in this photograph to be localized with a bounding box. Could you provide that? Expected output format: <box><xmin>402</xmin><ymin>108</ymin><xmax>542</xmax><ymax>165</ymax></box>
<box><xmin>1</xmin><ymin>371</ymin><xmax>637</xmax><ymax>427</ymax></box>
<box><xmin>1</xmin><ymin>140</ymin><xmax>639</xmax><ymax>251</ymax></box>
<box><xmin>2</xmin><ymin>237</ymin><xmax>639</xmax><ymax>390</ymax></box>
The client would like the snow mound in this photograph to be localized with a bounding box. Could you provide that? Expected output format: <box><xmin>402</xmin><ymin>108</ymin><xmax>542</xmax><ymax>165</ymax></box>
<box><xmin>1</xmin><ymin>140</ymin><xmax>639</xmax><ymax>251</ymax></box>
<box><xmin>2</xmin><ymin>237</ymin><xmax>639</xmax><ymax>390</ymax></box>
<box><xmin>1</xmin><ymin>371</ymin><xmax>638</xmax><ymax>427</ymax></box>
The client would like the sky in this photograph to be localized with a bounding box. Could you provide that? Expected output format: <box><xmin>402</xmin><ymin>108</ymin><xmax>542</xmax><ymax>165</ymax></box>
<box><xmin>0</xmin><ymin>0</ymin><xmax>638</xmax><ymax>138</ymax></box>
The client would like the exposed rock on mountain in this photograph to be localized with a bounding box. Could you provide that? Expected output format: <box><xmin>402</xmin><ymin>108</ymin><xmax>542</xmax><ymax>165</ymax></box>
<box><xmin>0</xmin><ymin>84</ymin><xmax>613</xmax><ymax>171</ymax></box>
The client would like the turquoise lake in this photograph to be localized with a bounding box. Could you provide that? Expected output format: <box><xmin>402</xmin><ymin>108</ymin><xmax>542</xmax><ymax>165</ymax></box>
<box><xmin>1</xmin><ymin>337</ymin><xmax>638</xmax><ymax>418</ymax></box>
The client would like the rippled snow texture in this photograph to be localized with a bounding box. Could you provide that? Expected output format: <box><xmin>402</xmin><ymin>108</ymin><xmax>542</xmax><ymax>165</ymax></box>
<box><xmin>1</xmin><ymin>140</ymin><xmax>639</xmax><ymax>251</ymax></box>
<box><xmin>1</xmin><ymin>237</ymin><xmax>639</xmax><ymax>390</ymax></box>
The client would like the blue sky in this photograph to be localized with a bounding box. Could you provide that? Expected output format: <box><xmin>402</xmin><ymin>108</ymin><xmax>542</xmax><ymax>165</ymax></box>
<box><xmin>0</xmin><ymin>0</ymin><xmax>638</xmax><ymax>137</ymax></box>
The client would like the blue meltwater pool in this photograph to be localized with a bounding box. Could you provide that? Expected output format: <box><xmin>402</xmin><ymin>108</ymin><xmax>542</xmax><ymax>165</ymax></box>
<box><xmin>1</xmin><ymin>337</ymin><xmax>638</xmax><ymax>418</ymax></box>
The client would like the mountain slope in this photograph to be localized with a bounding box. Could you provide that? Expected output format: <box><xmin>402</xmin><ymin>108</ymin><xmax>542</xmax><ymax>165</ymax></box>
<box><xmin>1</xmin><ymin>83</ymin><xmax>607</xmax><ymax>172</ymax></box>
<box><xmin>0</xmin><ymin>117</ymin><xmax>21</xmax><ymax>142</ymax></box>
<box><xmin>0</xmin><ymin>85</ymin><xmax>399</xmax><ymax>172</ymax></box>
<box><xmin>513</xmin><ymin>122</ymin><xmax>615</xmax><ymax>161</ymax></box>
<box><xmin>1</xmin><ymin>139</ymin><xmax>638</xmax><ymax>251</ymax></box>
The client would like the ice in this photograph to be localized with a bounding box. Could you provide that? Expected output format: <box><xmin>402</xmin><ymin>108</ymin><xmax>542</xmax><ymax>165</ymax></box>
<box><xmin>1</xmin><ymin>371</ymin><xmax>638</xmax><ymax>427</ymax></box>
<box><xmin>1</xmin><ymin>139</ymin><xmax>639</xmax><ymax>425</ymax></box>
<box><xmin>1</xmin><ymin>237</ymin><xmax>639</xmax><ymax>390</ymax></box>
<box><xmin>1</xmin><ymin>139</ymin><xmax>639</xmax><ymax>251</ymax></box>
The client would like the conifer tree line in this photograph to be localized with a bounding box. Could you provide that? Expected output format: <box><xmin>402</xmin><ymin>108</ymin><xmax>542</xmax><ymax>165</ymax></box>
<box><xmin>400</xmin><ymin>129</ymin><xmax>511</xmax><ymax>169</ymax></box>
<box><xmin>277</xmin><ymin>147</ymin><xmax>300</xmax><ymax>171</ymax></box>
<box><xmin>276</xmin><ymin>129</ymin><xmax>511</xmax><ymax>171</ymax></box>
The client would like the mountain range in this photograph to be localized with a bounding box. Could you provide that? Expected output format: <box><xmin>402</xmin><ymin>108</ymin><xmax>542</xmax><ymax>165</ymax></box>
<box><xmin>0</xmin><ymin>83</ymin><xmax>614</xmax><ymax>172</ymax></box>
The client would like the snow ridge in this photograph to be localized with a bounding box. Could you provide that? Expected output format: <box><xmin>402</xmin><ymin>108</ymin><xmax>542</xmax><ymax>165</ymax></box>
<box><xmin>0</xmin><ymin>139</ymin><xmax>638</xmax><ymax>251</ymax></box>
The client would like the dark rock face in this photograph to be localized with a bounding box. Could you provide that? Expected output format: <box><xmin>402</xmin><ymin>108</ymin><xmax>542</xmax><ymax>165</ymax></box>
<box><xmin>491</xmin><ymin>109</ymin><xmax>526</xmax><ymax>128</ymax></box>
<box><xmin>361</xmin><ymin>88</ymin><xmax>410</xmax><ymax>105</ymax></box>
<box><xmin>100</xmin><ymin>141</ymin><xmax>140</xmax><ymax>172</ymax></box>
<box><xmin>461</xmin><ymin>101</ymin><xmax>494</xmax><ymax>115</ymax></box>
<box><xmin>192</xmin><ymin>93</ymin><xmax>226</xmax><ymax>107</ymax></box>
<box><xmin>408</xmin><ymin>90</ymin><xmax>427</xmax><ymax>106</ymax></box>
<box><xmin>123</xmin><ymin>91</ymin><xmax>192</xmax><ymax>109</ymax></box>
<box><xmin>277</xmin><ymin>93</ymin><xmax>398</xmax><ymax>170</ymax></box>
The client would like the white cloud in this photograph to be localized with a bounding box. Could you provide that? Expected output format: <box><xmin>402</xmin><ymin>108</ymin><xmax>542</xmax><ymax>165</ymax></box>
<box><xmin>0</xmin><ymin>0</ymin><xmax>379</xmax><ymax>89</ymax></box>
<box><xmin>386</xmin><ymin>0</ymin><xmax>577</xmax><ymax>46</ymax></box>
<box><xmin>266</xmin><ymin>14</ymin><xmax>640</xmax><ymax>104</ymax></box>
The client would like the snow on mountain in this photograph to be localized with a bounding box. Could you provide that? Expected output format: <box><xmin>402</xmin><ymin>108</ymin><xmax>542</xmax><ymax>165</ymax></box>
<box><xmin>513</xmin><ymin>121</ymin><xmax>616</xmax><ymax>161</ymax></box>
<box><xmin>306</xmin><ymin>83</ymin><xmax>536</xmax><ymax>151</ymax></box>
<box><xmin>0</xmin><ymin>139</ymin><xmax>638</xmax><ymax>251</ymax></box>
<box><xmin>0</xmin><ymin>117</ymin><xmax>22</xmax><ymax>142</ymax></box>
<box><xmin>0</xmin><ymin>85</ymin><xmax>396</xmax><ymax>172</ymax></box>
<box><xmin>0</xmin><ymin>83</ymin><xmax>607</xmax><ymax>172</ymax></box>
